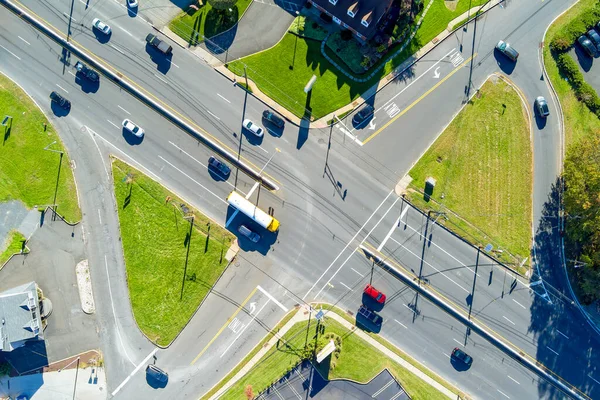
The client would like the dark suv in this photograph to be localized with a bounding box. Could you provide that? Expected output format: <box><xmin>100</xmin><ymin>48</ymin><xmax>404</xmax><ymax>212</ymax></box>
<box><xmin>352</xmin><ymin>104</ymin><xmax>375</xmax><ymax>127</ymax></box>
<box><xmin>50</xmin><ymin>91</ymin><xmax>71</xmax><ymax>109</ymax></box>
<box><xmin>262</xmin><ymin>110</ymin><xmax>285</xmax><ymax>128</ymax></box>
<box><xmin>578</xmin><ymin>35</ymin><xmax>596</xmax><ymax>57</ymax></box>
<box><xmin>357</xmin><ymin>305</ymin><xmax>382</xmax><ymax>326</ymax></box>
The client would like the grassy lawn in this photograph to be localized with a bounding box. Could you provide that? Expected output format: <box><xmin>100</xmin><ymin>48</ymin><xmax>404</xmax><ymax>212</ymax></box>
<box><xmin>169</xmin><ymin>0</ymin><xmax>253</xmax><ymax>46</ymax></box>
<box><xmin>228</xmin><ymin>0</ymin><xmax>486</xmax><ymax>119</ymax></box>
<box><xmin>406</xmin><ymin>77</ymin><xmax>532</xmax><ymax>267</ymax></box>
<box><xmin>0</xmin><ymin>230</ymin><xmax>28</xmax><ymax>267</ymax></box>
<box><xmin>112</xmin><ymin>159</ymin><xmax>234</xmax><ymax>346</ymax></box>
<box><xmin>220</xmin><ymin>317</ymin><xmax>451</xmax><ymax>400</ymax></box>
<box><xmin>0</xmin><ymin>74</ymin><xmax>80</xmax><ymax>223</ymax></box>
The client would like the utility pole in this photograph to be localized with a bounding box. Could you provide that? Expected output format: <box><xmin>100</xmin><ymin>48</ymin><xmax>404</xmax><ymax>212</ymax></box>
<box><xmin>323</xmin><ymin>115</ymin><xmax>334</xmax><ymax>178</ymax></box>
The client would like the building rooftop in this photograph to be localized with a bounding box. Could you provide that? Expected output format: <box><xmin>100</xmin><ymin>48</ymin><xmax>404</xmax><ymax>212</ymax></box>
<box><xmin>0</xmin><ymin>281</ymin><xmax>43</xmax><ymax>352</ymax></box>
<box><xmin>311</xmin><ymin>0</ymin><xmax>393</xmax><ymax>39</ymax></box>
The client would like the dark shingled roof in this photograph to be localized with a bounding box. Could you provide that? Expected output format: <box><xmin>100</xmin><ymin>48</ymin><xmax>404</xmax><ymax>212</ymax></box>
<box><xmin>310</xmin><ymin>0</ymin><xmax>392</xmax><ymax>39</ymax></box>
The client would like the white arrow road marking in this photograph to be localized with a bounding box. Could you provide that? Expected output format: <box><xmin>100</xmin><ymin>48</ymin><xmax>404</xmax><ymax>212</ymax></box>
<box><xmin>249</xmin><ymin>302</ymin><xmax>257</xmax><ymax>315</ymax></box>
<box><xmin>368</xmin><ymin>117</ymin><xmax>377</xmax><ymax>130</ymax></box>
<box><xmin>433</xmin><ymin>66</ymin><xmax>440</xmax><ymax>78</ymax></box>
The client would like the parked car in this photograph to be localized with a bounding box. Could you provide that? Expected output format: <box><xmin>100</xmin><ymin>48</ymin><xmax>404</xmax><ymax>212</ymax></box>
<box><xmin>146</xmin><ymin>364</ymin><xmax>168</xmax><ymax>383</ymax></box>
<box><xmin>122</xmin><ymin>119</ymin><xmax>144</xmax><ymax>137</ymax></box>
<box><xmin>534</xmin><ymin>96</ymin><xmax>550</xmax><ymax>118</ymax></box>
<box><xmin>145</xmin><ymin>33</ymin><xmax>172</xmax><ymax>55</ymax></box>
<box><xmin>49</xmin><ymin>91</ymin><xmax>71</xmax><ymax>109</ymax></box>
<box><xmin>262</xmin><ymin>110</ymin><xmax>285</xmax><ymax>128</ymax></box>
<box><xmin>577</xmin><ymin>35</ymin><xmax>596</xmax><ymax>57</ymax></box>
<box><xmin>92</xmin><ymin>18</ymin><xmax>111</xmax><ymax>35</ymax></box>
<box><xmin>208</xmin><ymin>156</ymin><xmax>230</xmax><ymax>177</ymax></box>
<box><xmin>364</xmin><ymin>284</ymin><xmax>386</xmax><ymax>304</ymax></box>
<box><xmin>238</xmin><ymin>225</ymin><xmax>260</xmax><ymax>243</ymax></box>
<box><xmin>451</xmin><ymin>347</ymin><xmax>473</xmax><ymax>366</ymax></box>
<box><xmin>352</xmin><ymin>104</ymin><xmax>374</xmax><ymax>127</ymax></box>
<box><xmin>587</xmin><ymin>29</ymin><xmax>600</xmax><ymax>49</ymax></box>
<box><xmin>242</xmin><ymin>119</ymin><xmax>264</xmax><ymax>138</ymax></box>
<box><xmin>495</xmin><ymin>40</ymin><xmax>519</xmax><ymax>62</ymax></box>
<box><xmin>126</xmin><ymin>0</ymin><xmax>138</xmax><ymax>8</ymax></box>
<box><xmin>357</xmin><ymin>305</ymin><xmax>382</xmax><ymax>326</ymax></box>
<box><xmin>74</xmin><ymin>61</ymin><xmax>99</xmax><ymax>82</ymax></box>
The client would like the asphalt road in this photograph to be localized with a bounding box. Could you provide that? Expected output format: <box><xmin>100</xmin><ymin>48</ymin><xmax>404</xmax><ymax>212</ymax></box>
<box><xmin>1</xmin><ymin>0</ymin><xmax>598</xmax><ymax>399</ymax></box>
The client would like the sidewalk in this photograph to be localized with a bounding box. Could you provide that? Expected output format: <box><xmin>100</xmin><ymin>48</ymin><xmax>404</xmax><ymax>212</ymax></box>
<box><xmin>207</xmin><ymin>305</ymin><xmax>459</xmax><ymax>400</ymax></box>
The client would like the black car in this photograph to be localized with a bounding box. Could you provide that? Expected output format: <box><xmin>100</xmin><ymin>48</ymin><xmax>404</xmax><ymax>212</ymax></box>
<box><xmin>208</xmin><ymin>156</ymin><xmax>231</xmax><ymax>178</ymax></box>
<box><xmin>357</xmin><ymin>304</ymin><xmax>382</xmax><ymax>326</ymax></box>
<box><xmin>535</xmin><ymin>96</ymin><xmax>550</xmax><ymax>118</ymax></box>
<box><xmin>262</xmin><ymin>110</ymin><xmax>285</xmax><ymax>128</ymax></box>
<box><xmin>578</xmin><ymin>35</ymin><xmax>596</xmax><ymax>57</ymax></box>
<box><xmin>146</xmin><ymin>364</ymin><xmax>168</xmax><ymax>384</ymax></box>
<box><xmin>75</xmin><ymin>61</ymin><xmax>100</xmax><ymax>82</ymax></box>
<box><xmin>451</xmin><ymin>347</ymin><xmax>473</xmax><ymax>366</ymax></box>
<box><xmin>49</xmin><ymin>91</ymin><xmax>71</xmax><ymax>109</ymax></box>
<box><xmin>352</xmin><ymin>104</ymin><xmax>375</xmax><ymax>127</ymax></box>
<box><xmin>587</xmin><ymin>29</ymin><xmax>600</xmax><ymax>49</ymax></box>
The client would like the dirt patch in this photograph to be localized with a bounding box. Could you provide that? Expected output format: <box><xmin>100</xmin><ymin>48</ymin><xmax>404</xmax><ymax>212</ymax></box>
<box><xmin>43</xmin><ymin>350</ymin><xmax>102</xmax><ymax>373</ymax></box>
<box><xmin>444</xmin><ymin>0</ymin><xmax>458</xmax><ymax>11</ymax></box>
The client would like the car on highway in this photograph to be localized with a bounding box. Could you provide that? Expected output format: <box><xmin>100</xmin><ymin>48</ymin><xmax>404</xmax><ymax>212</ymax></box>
<box><xmin>357</xmin><ymin>305</ymin><xmax>382</xmax><ymax>326</ymax></box>
<box><xmin>262</xmin><ymin>110</ymin><xmax>285</xmax><ymax>128</ymax></box>
<box><xmin>122</xmin><ymin>119</ymin><xmax>144</xmax><ymax>137</ymax></box>
<box><xmin>146</xmin><ymin>364</ymin><xmax>168</xmax><ymax>383</ymax></box>
<box><xmin>126</xmin><ymin>0</ymin><xmax>138</xmax><ymax>8</ymax></box>
<box><xmin>451</xmin><ymin>347</ymin><xmax>473</xmax><ymax>367</ymax></box>
<box><xmin>208</xmin><ymin>156</ymin><xmax>231</xmax><ymax>178</ymax></box>
<box><xmin>534</xmin><ymin>96</ymin><xmax>550</xmax><ymax>118</ymax></box>
<box><xmin>238</xmin><ymin>225</ymin><xmax>260</xmax><ymax>243</ymax></box>
<box><xmin>74</xmin><ymin>61</ymin><xmax>99</xmax><ymax>82</ymax></box>
<box><xmin>587</xmin><ymin>29</ymin><xmax>600</xmax><ymax>49</ymax></box>
<box><xmin>364</xmin><ymin>284</ymin><xmax>386</xmax><ymax>304</ymax></box>
<box><xmin>352</xmin><ymin>104</ymin><xmax>374</xmax><ymax>127</ymax></box>
<box><xmin>577</xmin><ymin>35</ymin><xmax>596</xmax><ymax>57</ymax></box>
<box><xmin>495</xmin><ymin>40</ymin><xmax>519</xmax><ymax>62</ymax></box>
<box><xmin>49</xmin><ymin>91</ymin><xmax>71</xmax><ymax>109</ymax></box>
<box><xmin>92</xmin><ymin>18</ymin><xmax>111</xmax><ymax>35</ymax></box>
<box><xmin>242</xmin><ymin>119</ymin><xmax>264</xmax><ymax>138</ymax></box>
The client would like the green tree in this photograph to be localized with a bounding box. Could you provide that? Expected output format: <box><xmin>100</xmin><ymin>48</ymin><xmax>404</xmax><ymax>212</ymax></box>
<box><xmin>206</xmin><ymin>0</ymin><xmax>237</xmax><ymax>10</ymax></box>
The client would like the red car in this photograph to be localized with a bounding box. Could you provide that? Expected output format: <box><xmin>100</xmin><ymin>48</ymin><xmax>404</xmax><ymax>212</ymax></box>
<box><xmin>364</xmin><ymin>284</ymin><xmax>386</xmax><ymax>303</ymax></box>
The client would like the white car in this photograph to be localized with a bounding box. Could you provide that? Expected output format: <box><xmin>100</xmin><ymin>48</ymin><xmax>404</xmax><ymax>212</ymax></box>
<box><xmin>127</xmin><ymin>0</ymin><xmax>138</xmax><ymax>8</ymax></box>
<box><xmin>242</xmin><ymin>119</ymin><xmax>264</xmax><ymax>138</ymax></box>
<box><xmin>92</xmin><ymin>18</ymin><xmax>111</xmax><ymax>35</ymax></box>
<box><xmin>122</xmin><ymin>119</ymin><xmax>144</xmax><ymax>137</ymax></box>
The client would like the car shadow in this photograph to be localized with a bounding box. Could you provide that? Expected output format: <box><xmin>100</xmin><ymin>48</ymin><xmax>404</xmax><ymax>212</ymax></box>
<box><xmin>534</xmin><ymin>108</ymin><xmax>547</xmax><ymax>130</ymax></box>
<box><xmin>355</xmin><ymin>313</ymin><xmax>382</xmax><ymax>334</ymax></box>
<box><xmin>263</xmin><ymin>121</ymin><xmax>284</xmax><ymax>137</ymax></box>
<box><xmin>145</xmin><ymin>45</ymin><xmax>172</xmax><ymax>74</ymax></box>
<box><xmin>122</xmin><ymin>128</ymin><xmax>144</xmax><ymax>145</ymax></box>
<box><xmin>574</xmin><ymin>46</ymin><xmax>593</xmax><ymax>72</ymax></box>
<box><xmin>127</xmin><ymin>6</ymin><xmax>138</xmax><ymax>17</ymax></box>
<box><xmin>208</xmin><ymin>168</ymin><xmax>230</xmax><ymax>182</ymax></box>
<box><xmin>225</xmin><ymin>206</ymin><xmax>277</xmax><ymax>256</ymax></box>
<box><xmin>75</xmin><ymin>75</ymin><xmax>100</xmax><ymax>94</ymax></box>
<box><xmin>50</xmin><ymin>101</ymin><xmax>70</xmax><ymax>117</ymax></box>
<box><xmin>361</xmin><ymin>293</ymin><xmax>385</xmax><ymax>312</ymax></box>
<box><xmin>450</xmin><ymin>357</ymin><xmax>472</xmax><ymax>371</ymax></box>
<box><xmin>93</xmin><ymin>31</ymin><xmax>111</xmax><ymax>44</ymax></box>
<box><xmin>242</xmin><ymin>129</ymin><xmax>264</xmax><ymax>146</ymax></box>
<box><xmin>493</xmin><ymin>49</ymin><xmax>516</xmax><ymax>75</ymax></box>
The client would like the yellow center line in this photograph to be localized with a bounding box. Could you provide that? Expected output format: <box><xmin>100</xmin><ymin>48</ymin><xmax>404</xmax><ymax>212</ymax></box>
<box><xmin>190</xmin><ymin>286</ymin><xmax>258</xmax><ymax>365</ymax></box>
<box><xmin>362</xmin><ymin>53</ymin><xmax>477</xmax><ymax>145</ymax></box>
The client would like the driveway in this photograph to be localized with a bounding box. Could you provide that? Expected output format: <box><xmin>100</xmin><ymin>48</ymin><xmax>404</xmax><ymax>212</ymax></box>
<box><xmin>202</xmin><ymin>0</ymin><xmax>303</xmax><ymax>62</ymax></box>
<box><xmin>0</xmin><ymin>210</ymin><xmax>98</xmax><ymax>374</ymax></box>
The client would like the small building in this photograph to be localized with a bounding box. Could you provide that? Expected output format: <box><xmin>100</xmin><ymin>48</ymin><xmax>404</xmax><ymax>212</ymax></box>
<box><xmin>0</xmin><ymin>282</ymin><xmax>43</xmax><ymax>352</ymax></box>
<box><xmin>308</xmin><ymin>0</ymin><xmax>393</xmax><ymax>42</ymax></box>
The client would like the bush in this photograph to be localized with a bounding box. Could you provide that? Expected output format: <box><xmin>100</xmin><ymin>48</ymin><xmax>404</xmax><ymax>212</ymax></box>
<box><xmin>207</xmin><ymin>0</ymin><xmax>237</xmax><ymax>10</ymax></box>
<box><xmin>0</xmin><ymin>362</ymin><xmax>10</xmax><ymax>377</ymax></box>
<box><xmin>555</xmin><ymin>53</ymin><xmax>600</xmax><ymax>116</ymax></box>
<box><xmin>550</xmin><ymin>2</ymin><xmax>600</xmax><ymax>52</ymax></box>
<box><xmin>340</xmin><ymin>29</ymin><xmax>353</xmax><ymax>41</ymax></box>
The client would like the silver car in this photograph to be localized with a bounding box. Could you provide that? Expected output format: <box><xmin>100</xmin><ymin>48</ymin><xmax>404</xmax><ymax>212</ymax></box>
<box><xmin>127</xmin><ymin>0</ymin><xmax>138</xmax><ymax>7</ymax></box>
<box><xmin>92</xmin><ymin>18</ymin><xmax>111</xmax><ymax>35</ymax></box>
<box><xmin>122</xmin><ymin>119</ymin><xmax>144</xmax><ymax>137</ymax></box>
<box><xmin>242</xmin><ymin>119</ymin><xmax>264</xmax><ymax>138</ymax></box>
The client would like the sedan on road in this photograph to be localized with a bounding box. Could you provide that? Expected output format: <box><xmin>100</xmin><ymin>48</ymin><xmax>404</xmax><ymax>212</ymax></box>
<box><xmin>92</xmin><ymin>18</ymin><xmax>111</xmax><ymax>35</ymax></box>
<box><xmin>49</xmin><ymin>91</ymin><xmax>70</xmax><ymax>109</ymax></box>
<box><xmin>534</xmin><ymin>96</ymin><xmax>550</xmax><ymax>118</ymax></box>
<box><xmin>352</xmin><ymin>104</ymin><xmax>374</xmax><ymax>127</ymax></box>
<box><xmin>262</xmin><ymin>110</ymin><xmax>285</xmax><ymax>128</ymax></box>
<box><xmin>127</xmin><ymin>0</ymin><xmax>138</xmax><ymax>7</ymax></box>
<box><xmin>451</xmin><ymin>347</ymin><xmax>473</xmax><ymax>367</ymax></box>
<box><xmin>364</xmin><ymin>284</ymin><xmax>386</xmax><ymax>304</ymax></box>
<box><xmin>146</xmin><ymin>364</ymin><xmax>168</xmax><ymax>384</ymax></box>
<box><xmin>495</xmin><ymin>40</ymin><xmax>519</xmax><ymax>62</ymax></box>
<box><xmin>122</xmin><ymin>119</ymin><xmax>144</xmax><ymax>137</ymax></box>
<box><xmin>578</xmin><ymin>35</ymin><xmax>596</xmax><ymax>57</ymax></box>
<box><xmin>208</xmin><ymin>156</ymin><xmax>231</xmax><ymax>178</ymax></box>
<box><xmin>242</xmin><ymin>119</ymin><xmax>264</xmax><ymax>138</ymax></box>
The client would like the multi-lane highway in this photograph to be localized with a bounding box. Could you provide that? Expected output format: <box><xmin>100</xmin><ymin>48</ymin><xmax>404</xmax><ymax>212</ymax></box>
<box><xmin>1</xmin><ymin>0</ymin><xmax>598</xmax><ymax>398</ymax></box>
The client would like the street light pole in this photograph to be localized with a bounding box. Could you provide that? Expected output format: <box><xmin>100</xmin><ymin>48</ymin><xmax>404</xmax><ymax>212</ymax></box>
<box><xmin>290</xmin><ymin>11</ymin><xmax>300</xmax><ymax>70</ymax></box>
<box><xmin>323</xmin><ymin>116</ymin><xmax>334</xmax><ymax>177</ymax></box>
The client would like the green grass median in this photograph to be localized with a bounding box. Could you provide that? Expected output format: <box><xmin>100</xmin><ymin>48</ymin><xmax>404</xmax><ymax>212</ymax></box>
<box><xmin>0</xmin><ymin>73</ymin><xmax>80</xmax><ymax>223</ymax></box>
<box><xmin>112</xmin><ymin>159</ymin><xmax>234</xmax><ymax>346</ymax></box>
<box><xmin>406</xmin><ymin>76</ymin><xmax>532</xmax><ymax>269</ymax></box>
<box><xmin>0</xmin><ymin>230</ymin><xmax>28</xmax><ymax>267</ymax></box>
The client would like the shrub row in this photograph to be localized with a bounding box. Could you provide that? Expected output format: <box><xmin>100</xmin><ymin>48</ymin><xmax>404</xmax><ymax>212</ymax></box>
<box><xmin>549</xmin><ymin>3</ymin><xmax>600</xmax><ymax>52</ymax></box>
<box><xmin>556</xmin><ymin>52</ymin><xmax>600</xmax><ymax>115</ymax></box>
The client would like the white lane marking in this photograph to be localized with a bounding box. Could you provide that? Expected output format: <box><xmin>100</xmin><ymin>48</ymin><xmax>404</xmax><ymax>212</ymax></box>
<box><xmin>98</xmin><ymin>209</ymin><xmax>102</xmax><ymax>224</ymax></box>
<box><xmin>221</xmin><ymin>299</ymin><xmax>270</xmax><ymax>357</ymax></box>
<box><xmin>371</xmin><ymin>380</ymin><xmax>394</xmax><ymax>397</ymax></box>
<box><xmin>0</xmin><ymin>45</ymin><xmax>21</xmax><ymax>60</ymax></box>
<box><xmin>107</xmin><ymin>120</ymin><xmax>119</xmax><ymax>129</ymax></box>
<box><xmin>56</xmin><ymin>84</ymin><xmax>68</xmax><ymax>93</ymax></box>
<box><xmin>351</xmin><ymin>267</ymin><xmax>364</xmax><ymax>277</ymax></box>
<box><xmin>390</xmin><ymin>390</ymin><xmax>406</xmax><ymax>400</ymax></box>
<box><xmin>336</xmin><ymin>125</ymin><xmax>363</xmax><ymax>146</ymax></box>
<box><xmin>546</xmin><ymin>346</ymin><xmax>559</xmax><ymax>356</ymax></box>
<box><xmin>118</xmin><ymin>26</ymin><xmax>136</xmax><ymax>38</ymax></box>
<box><xmin>378</xmin><ymin>213</ymin><xmax>401</xmax><ymax>251</ymax></box>
<box><xmin>167</xmin><ymin>59</ymin><xmax>179</xmax><ymax>68</ymax></box>
<box><xmin>400</xmin><ymin>205</ymin><xmax>408</xmax><ymax>221</ymax></box>
<box><xmin>118</xmin><ymin>105</ymin><xmax>131</xmax><ymax>115</ymax></box>
<box><xmin>284</xmin><ymin>376</ymin><xmax>302</xmax><ymax>400</ymax></box>
<box><xmin>257</xmin><ymin>145</ymin><xmax>269</xmax><ymax>154</ymax></box>
<box><xmin>68</xmin><ymin>71</ymin><xmax>76</xmax><ymax>77</ymax></box>
<box><xmin>556</xmin><ymin>329</ymin><xmax>569</xmax><ymax>339</ymax></box>
<box><xmin>158</xmin><ymin>156</ymin><xmax>227</xmax><ymax>204</ymax></box>
<box><xmin>496</xmin><ymin>389</ymin><xmax>510</xmax><ymax>399</ymax></box>
<box><xmin>302</xmin><ymin>190</ymin><xmax>394</xmax><ymax>300</ymax></box>
<box><xmin>62</xmin><ymin>12</ymin><xmax>76</xmax><ymax>21</ymax></box>
<box><xmin>104</xmin><ymin>255</ymin><xmax>136</xmax><ymax>368</ymax></box>
<box><xmin>257</xmin><ymin>285</ymin><xmax>288</xmax><ymax>312</ymax></box>
<box><xmin>217</xmin><ymin>93</ymin><xmax>231</xmax><ymax>103</ymax></box>
<box><xmin>452</xmin><ymin>338</ymin><xmax>462</xmax><ymax>346</ymax></box>
<box><xmin>109</xmin><ymin>44</ymin><xmax>126</xmax><ymax>55</ymax></box>
<box><xmin>314</xmin><ymin>197</ymin><xmax>400</xmax><ymax>300</ymax></box>
<box><xmin>588</xmin><ymin>374</ymin><xmax>600</xmax><ymax>385</ymax></box>
<box><xmin>246</xmin><ymin>182</ymin><xmax>259</xmax><ymax>199</ymax></box>
<box><xmin>18</xmin><ymin>36</ymin><xmax>30</xmax><ymax>45</ymax></box>
<box><xmin>403</xmin><ymin>303</ymin><xmax>417</xmax><ymax>315</ymax></box>
<box><xmin>154</xmin><ymin>73</ymin><xmax>168</xmax><ymax>84</ymax></box>
<box><xmin>78</xmin><ymin>0</ymin><xmax>86</xmax><ymax>4</ymax></box>
<box><xmin>111</xmin><ymin>348</ymin><xmax>158</xmax><ymax>396</ymax></box>
<box><xmin>339</xmin><ymin>281</ymin><xmax>352</xmax><ymax>290</ymax></box>
<box><xmin>502</xmin><ymin>316</ymin><xmax>516</xmax><ymax>325</ymax></box>
<box><xmin>512</xmin><ymin>299</ymin><xmax>526</xmax><ymax>309</ymax></box>
<box><xmin>83</xmin><ymin>126</ymin><xmax>110</xmax><ymax>180</ymax></box>
<box><xmin>389</xmin><ymin>237</ymin><xmax>470</xmax><ymax>293</ymax></box>
<box><xmin>442</xmin><ymin>352</ymin><xmax>450</xmax><ymax>359</ymax></box>
<box><xmin>507</xmin><ymin>375</ymin><xmax>520</xmax><ymax>385</ymax></box>
<box><xmin>207</xmin><ymin>109</ymin><xmax>220</xmax><ymax>120</ymax></box>
<box><xmin>394</xmin><ymin>319</ymin><xmax>407</xmax><ymax>329</ymax></box>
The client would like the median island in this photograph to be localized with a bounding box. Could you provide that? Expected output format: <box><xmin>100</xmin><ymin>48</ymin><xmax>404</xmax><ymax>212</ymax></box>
<box><xmin>112</xmin><ymin>159</ymin><xmax>234</xmax><ymax>346</ymax></box>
